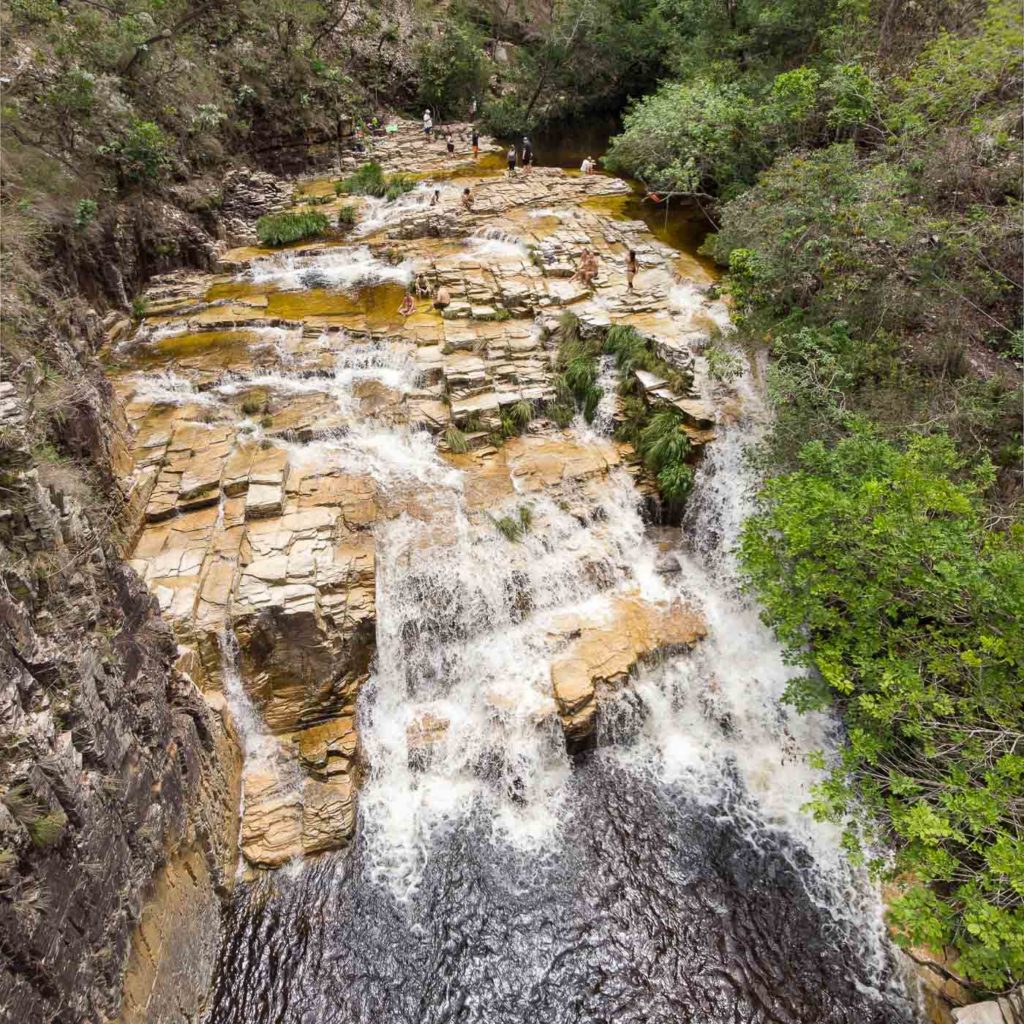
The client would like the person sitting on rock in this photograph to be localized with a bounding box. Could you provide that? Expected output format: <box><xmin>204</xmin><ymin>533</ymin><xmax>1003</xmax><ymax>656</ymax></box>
<box><xmin>423</xmin><ymin>109</ymin><xmax>433</xmax><ymax>139</ymax></box>
<box><xmin>471</xmin><ymin>127</ymin><xmax>480</xmax><ymax>159</ymax></box>
<box><xmin>579</xmin><ymin>156</ymin><xmax>593</xmax><ymax>175</ymax></box>
<box><xmin>446</xmin><ymin>131</ymin><xmax>455</xmax><ymax>157</ymax></box>
<box><xmin>415</xmin><ymin>273</ymin><xmax>431</xmax><ymax>298</ymax></box>
<box><xmin>461</xmin><ymin>187</ymin><xmax>474</xmax><ymax>212</ymax></box>
<box><xmin>571</xmin><ymin>247</ymin><xmax>593</xmax><ymax>286</ymax></box>
<box><xmin>572</xmin><ymin>248</ymin><xmax>599</xmax><ymax>289</ymax></box>
<box><xmin>434</xmin><ymin>285</ymin><xmax>452</xmax><ymax>310</ymax></box>
<box><xmin>626</xmin><ymin>249</ymin><xmax>638</xmax><ymax>292</ymax></box>
<box><xmin>398</xmin><ymin>291</ymin><xmax>416</xmax><ymax>317</ymax></box>
<box><xmin>429</xmin><ymin>188</ymin><xmax>441</xmax><ymax>207</ymax></box>
<box><xmin>506</xmin><ymin>145</ymin><xmax>517</xmax><ymax>177</ymax></box>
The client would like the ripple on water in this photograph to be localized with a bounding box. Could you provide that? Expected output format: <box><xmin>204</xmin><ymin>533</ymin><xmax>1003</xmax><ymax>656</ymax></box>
<box><xmin>206</xmin><ymin>759</ymin><xmax>917</xmax><ymax>1024</ymax></box>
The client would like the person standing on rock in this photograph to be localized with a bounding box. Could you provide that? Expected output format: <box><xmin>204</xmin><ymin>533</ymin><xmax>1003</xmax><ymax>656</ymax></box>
<box><xmin>522</xmin><ymin>136</ymin><xmax>534</xmax><ymax>176</ymax></box>
<box><xmin>461</xmin><ymin>187</ymin><xmax>474</xmax><ymax>212</ymax></box>
<box><xmin>423</xmin><ymin>109</ymin><xmax>433</xmax><ymax>140</ymax></box>
<box><xmin>430</xmin><ymin>188</ymin><xmax>441</xmax><ymax>207</ymax></box>
<box><xmin>471</xmin><ymin>127</ymin><xmax>480</xmax><ymax>159</ymax></box>
<box><xmin>445</xmin><ymin>131</ymin><xmax>455</xmax><ymax>158</ymax></box>
<box><xmin>626</xmin><ymin>249</ymin><xmax>638</xmax><ymax>292</ymax></box>
<box><xmin>506</xmin><ymin>144</ymin><xmax>517</xmax><ymax>177</ymax></box>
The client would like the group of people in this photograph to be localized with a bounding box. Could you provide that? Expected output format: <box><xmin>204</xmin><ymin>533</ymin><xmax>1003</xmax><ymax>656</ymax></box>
<box><xmin>422</xmin><ymin>109</ymin><xmax>483</xmax><ymax>160</ymax></box>
<box><xmin>570</xmin><ymin>248</ymin><xmax>638</xmax><ymax>292</ymax></box>
<box><xmin>420</xmin><ymin>109</ymin><xmax>543</xmax><ymax>177</ymax></box>
<box><xmin>506</xmin><ymin>136</ymin><xmax>534</xmax><ymax>176</ymax></box>
<box><xmin>398</xmin><ymin>273</ymin><xmax>453</xmax><ymax>318</ymax></box>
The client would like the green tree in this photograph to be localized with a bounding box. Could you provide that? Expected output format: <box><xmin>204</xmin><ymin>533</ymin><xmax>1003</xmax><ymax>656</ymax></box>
<box><xmin>417</xmin><ymin>22</ymin><xmax>486</xmax><ymax>119</ymax></box>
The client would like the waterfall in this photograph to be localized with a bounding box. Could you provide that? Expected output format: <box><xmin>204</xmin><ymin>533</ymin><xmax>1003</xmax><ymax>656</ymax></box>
<box><xmin>191</xmin><ymin>165</ymin><xmax>917</xmax><ymax>1024</ymax></box>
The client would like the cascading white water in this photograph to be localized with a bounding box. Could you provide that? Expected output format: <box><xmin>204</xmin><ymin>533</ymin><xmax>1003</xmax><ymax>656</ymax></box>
<box><xmin>357</xmin><ymin>475</ymin><xmax>670</xmax><ymax>896</ymax></box>
<box><xmin>247</xmin><ymin>245</ymin><xmax>413</xmax><ymax>291</ymax></box>
<box><xmin>356</xmin><ymin>183</ymin><xmax>455</xmax><ymax>238</ymax></box>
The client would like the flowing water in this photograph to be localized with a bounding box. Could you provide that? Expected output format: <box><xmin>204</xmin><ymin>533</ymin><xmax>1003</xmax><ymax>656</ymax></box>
<box><xmin>202</xmin><ymin>166</ymin><xmax>921</xmax><ymax>1024</ymax></box>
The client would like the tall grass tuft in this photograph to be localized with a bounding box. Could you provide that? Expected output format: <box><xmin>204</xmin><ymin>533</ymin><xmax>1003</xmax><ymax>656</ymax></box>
<box><xmin>443</xmin><ymin>425</ymin><xmax>469</xmax><ymax>453</ymax></box>
<box><xmin>338</xmin><ymin>162</ymin><xmax>416</xmax><ymax>200</ymax></box>
<box><xmin>256</xmin><ymin>210</ymin><xmax>329</xmax><ymax>246</ymax></box>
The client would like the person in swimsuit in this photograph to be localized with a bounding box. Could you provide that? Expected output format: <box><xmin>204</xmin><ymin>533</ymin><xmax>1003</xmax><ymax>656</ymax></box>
<box><xmin>471</xmin><ymin>127</ymin><xmax>480</xmax><ymax>159</ymax></box>
<box><xmin>434</xmin><ymin>285</ymin><xmax>452</xmax><ymax>310</ymax></box>
<box><xmin>522</xmin><ymin>136</ymin><xmax>534</xmax><ymax>175</ymax></box>
<box><xmin>626</xmin><ymin>249</ymin><xmax>638</xmax><ymax>292</ymax></box>
<box><xmin>506</xmin><ymin>145</ymin><xmax>517</xmax><ymax>176</ymax></box>
<box><xmin>446</xmin><ymin>131</ymin><xmax>455</xmax><ymax>157</ymax></box>
<box><xmin>429</xmin><ymin>188</ymin><xmax>441</xmax><ymax>207</ymax></box>
<box><xmin>398</xmin><ymin>291</ymin><xmax>416</xmax><ymax>317</ymax></box>
<box><xmin>461</xmin><ymin>187</ymin><xmax>474</xmax><ymax>212</ymax></box>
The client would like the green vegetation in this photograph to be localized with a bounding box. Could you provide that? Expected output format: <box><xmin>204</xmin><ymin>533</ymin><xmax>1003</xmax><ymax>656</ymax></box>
<box><xmin>604</xmin><ymin>324</ymin><xmax>696</xmax><ymax>505</ymax></box>
<box><xmin>417</xmin><ymin>21</ymin><xmax>487</xmax><ymax>119</ymax></box>
<box><xmin>73</xmin><ymin>198</ymin><xmax>98</xmax><ymax>228</ymax></box>
<box><xmin>741</xmin><ymin>429</ymin><xmax>1024</xmax><ymax>988</ymax></box>
<box><xmin>28</xmin><ymin>809</ymin><xmax>67</xmax><ymax>850</ymax></box>
<box><xmin>443</xmin><ymin>425</ymin><xmax>469</xmax><ymax>454</ymax></box>
<box><xmin>337</xmin><ymin>162</ymin><xmax>415</xmax><ymax>201</ymax></box>
<box><xmin>548</xmin><ymin>311</ymin><xmax>602</xmax><ymax>425</ymax></box>
<box><xmin>335</xmin><ymin>205</ymin><xmax>357</xmax><ymax>230</ymax></box>
<box><xmin>255</xmin><ymin>211</ymin><xmax>329</xmax><ymax>247</ymax></box>
<box><xmin>469</xmin><ymin>0</ymin><xmax>672</xmax><ymax>133</ymax></box>
<box><xmin>490</xmin><ymin>505</ymin><xmax>533</xmax><ymax>542</ymax></box>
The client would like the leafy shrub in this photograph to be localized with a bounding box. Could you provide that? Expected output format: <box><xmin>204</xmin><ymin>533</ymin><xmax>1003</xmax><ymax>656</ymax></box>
<box><xmin>740</xmin><ymin>428</ymin><xmax>1024</xmax><ymax>990</ymax></box>
<box><xmin>888</xmin><ymin>0</ymin><xmax>1023</xmax><ymax>135</ymax></box>
<box><xmin>417</xmin><ymin>22</ymin><xmax>486</xmax><ymax>118</ymax></box>
<box><xmin>336</xmin><ymin>205</ymin><xmax>357</xmax><ymax>229</ymax></box>
<box><xmin>637</xmin><ymin>408</ymin><xmax>691</xmax><ymax>474</ymax></box>
<box><xmin>98</xmin><ymin>119</ymin><xmax>173</xmax><ymax>185</ymax></box>
<box><xmin>73</xmin><ymin>198</ymin><xmax>97</xmax><ymax>227</ymax></box>
<box><xmin>255</xmin><ymin>211</ymin><xmax>329</xmax><ymax>247</ymax></box>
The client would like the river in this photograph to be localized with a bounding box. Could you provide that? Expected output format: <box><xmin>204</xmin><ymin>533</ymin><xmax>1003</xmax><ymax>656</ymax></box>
<box><xmin>188</xmin><ymin>129</ymin><xmax>921</xmax><ymax>1024</ymax></box>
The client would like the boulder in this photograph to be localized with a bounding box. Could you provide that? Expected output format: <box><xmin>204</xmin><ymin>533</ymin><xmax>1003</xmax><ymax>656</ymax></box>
<box><xmin>550</xmin><ymin>594</ymin><xmax>706</xmax><ymax>744</ymax></box>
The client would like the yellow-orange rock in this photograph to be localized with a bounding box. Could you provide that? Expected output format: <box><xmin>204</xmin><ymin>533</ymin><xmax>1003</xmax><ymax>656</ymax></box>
<box><xmin>550</xmin><ymin>593</ymin><xmax>706</xmax><ymax>742</ymax></box>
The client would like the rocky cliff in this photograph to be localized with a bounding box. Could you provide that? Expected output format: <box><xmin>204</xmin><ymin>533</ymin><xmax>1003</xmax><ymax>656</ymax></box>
<box><xmin>0</xmin><ymin>171</ymin><xmax>288</xmax><ymax>1024</ymax></box>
